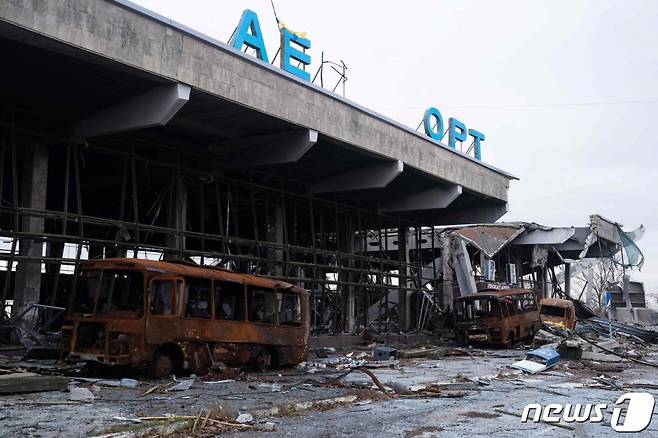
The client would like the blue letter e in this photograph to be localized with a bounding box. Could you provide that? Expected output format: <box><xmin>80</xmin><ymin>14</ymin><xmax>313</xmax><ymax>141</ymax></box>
<box><xmin>280</xmin><ymin>29</ymin><xmax>311</xmax><ymax>81</ymax></box>
<box><xmin>231</xmin><ymin>10</ymin><xmax>269</xmax><ymax>63</ymax></box>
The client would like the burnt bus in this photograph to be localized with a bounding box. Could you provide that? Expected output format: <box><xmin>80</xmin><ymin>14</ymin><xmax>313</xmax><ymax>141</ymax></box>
<box><xmin>62</xmin><ymin>259</ymin><xmax>310</xmax><ymax>377</ymax></box>
<box><xmin>454</xmin><ymin>289</ymin><xmax>541</xmax><ymax>347</ymax></box>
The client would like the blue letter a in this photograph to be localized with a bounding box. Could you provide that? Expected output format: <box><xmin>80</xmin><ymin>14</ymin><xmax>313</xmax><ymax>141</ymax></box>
<box><xmin>231</xmin><ymin>9</ymin><xmax>269</xmax><ymax>62</ymax></box>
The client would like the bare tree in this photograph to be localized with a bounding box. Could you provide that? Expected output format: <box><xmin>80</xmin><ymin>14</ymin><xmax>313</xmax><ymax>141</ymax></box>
<box><xmin>576</xmin><ymin>255</ymin><xmax>624</xmax><ymax>314</ymax></box>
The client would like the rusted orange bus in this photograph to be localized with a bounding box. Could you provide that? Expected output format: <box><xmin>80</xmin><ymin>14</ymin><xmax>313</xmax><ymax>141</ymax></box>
<box><xmin>454</xmin><ymin>289</ymin><xmax>541</xmax><ymax>347</ymax></box>
<box><xmin>62</xmin><ymin>259</ymin><xmax>309</xmax><ymax>377</ymax></box>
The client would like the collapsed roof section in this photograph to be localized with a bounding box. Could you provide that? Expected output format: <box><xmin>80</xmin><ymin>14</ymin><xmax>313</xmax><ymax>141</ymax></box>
<box><xmin>442</xmin><ymin>214</ymin><xmax>644</xmax><ymax>270</ymax></box>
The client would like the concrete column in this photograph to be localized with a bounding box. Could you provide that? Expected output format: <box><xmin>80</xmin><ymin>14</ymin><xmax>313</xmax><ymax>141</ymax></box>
<box><xmin>622</xmin><ymin>274</ymin><xmax>631</xmax><ymax>308</ymax></box>
<box><xmin>397</xmin><ymin>227</ymin><xmax>409</xmax><ymax>331</ymax></box>
<box><xmin>164</xmin><ymin>172</ymin><xmax>187</xmax><ymax>259</ymax></box>
<box><xmin>451</xmin><ymin>238</ymin><xmax>477</xmax><ymax>296</ymax></box>
<box><xmin>564</xmin><ymin>263</ymin><xmax>571</xmax><ymax>298</ymax></box>
<box><xmin>536</xmin><ymin>268</ymin><xmax>546</xmax><ymax>298</ymax></box>
<box><xmin>266</xmin><ymin>207</ymin><xmax>284</xmax><ymax>277</ymax></box>
<box><xmin>441</xmin><ymin>235</ymin><xmax>454</xmax><ymax>311</ymax></box>
<box><xmin>12</xmin><ymin>144</ymin><xmax>48</xmax><ymax>324</ymax></box>
<box><xmin>543</xmin><ymin>266</ymin><xmax>550</xmax><ymax>298</ymax></box>
<box><xmin>345</xmin><ymin>219</ymin><xmax>356</xmax><ymax>333</ymax></box>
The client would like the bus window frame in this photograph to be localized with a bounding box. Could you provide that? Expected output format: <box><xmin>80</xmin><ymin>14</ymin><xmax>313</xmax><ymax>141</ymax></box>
<box><xmin>277</xmin><ymin>290</ymin><xmax>303</xmax><ymax>327</ymax></box>
<box><xmin>148</xmin><ymin>277</ymin><xmax>183</xmax><ymax>318</ymax></box>
<box><xmin>183</xmin><ymin>276</ymin><xmax>213</xmax><ymax>320</ymax></box>
<box><xmin>213</xmin><ymin>279</ymin><xmax>247</xmax><ymax>322</ymax></box>
<box><xmin>247</xmin><ymin>286</ymin><xmax>279</xmax><ymax>325</ymax></box>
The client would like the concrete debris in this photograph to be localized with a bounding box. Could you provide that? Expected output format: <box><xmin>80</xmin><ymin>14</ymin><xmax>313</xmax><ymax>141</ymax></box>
<box><xmin>257</xmin><ymin>383</ymin><xmax>282</xmax><ymax>392</ymax></box>
<box><xmin>296</xmin><ymin>361</ymin><xmax>327</xmax><ymax>373</ymax></box>
<box><xmin>71</xmin><ymin>377</ymin><xmax>141</xmax><ymax>388</ymax></box>
<box><xmin>533</xmin><ymin>329</ymin><xmax>562</xmax><ymax>345</ymax></box>
<box><xmin>0</xmin><ymin>372</ymin><xmax>68</xmax><ymax>394</ymax></box>
<box><xmin>580</xmin><ymin>350</ymin><xmax>622</xmax><ymax>363</ymax></box>
<box><xmin>592</xmin><ymin>375</ymin><xmax>623</xmax><ymax>390</ymax></box>
<box><xmin>68</xmin><ymin>386</ymin><xmax>95</xmax><ymax>402</ymax></box>
<box><xmin>112</xmin><ymin>416</ymin><xmax>142</xmax><ymax>424</ymax></box>
<box><xmin>166</xmin><ymin>379</ymin><xmax>194</xmax><ymax>391</ymax></box>
<box><xmin>363</xmin><ymin>360</ymin><xmax>399</xmax><ymax>369</ymax></box>
<box><xmin>236</xmin><ymin>413</ymin><xmax>254</xmax><ymax>424</ymax></box>
<box><xmin>299</xmin><ymin>350</ymin><xmax>375</xmax><ymax>372</ymax></box>
<box><xmin>314</xmin><ymin>347</ymin><xmax>337</xmax><ymax>358</ymax></box>
<box><xmin>373</xmin><ymin>346</ymin><xmax>398</xmax><ymax>360</ymax></box>
<box><xmin>3</xmin><ymin>334</ymin><xmax>658</xmax><ymax>436</ymax></box>
<box><xmin>261</xmin><ymin>421</ymin><xmax>276</xmax><ymax>431</ymax></box>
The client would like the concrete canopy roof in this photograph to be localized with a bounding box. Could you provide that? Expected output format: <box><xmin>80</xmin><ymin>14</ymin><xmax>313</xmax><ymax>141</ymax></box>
<box><xmin>0</xmin><ymin>0</ymin><xmax>515</xmax><ymax>223</ymax></box>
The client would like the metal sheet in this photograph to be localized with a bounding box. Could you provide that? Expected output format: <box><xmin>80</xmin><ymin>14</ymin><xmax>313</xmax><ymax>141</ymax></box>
<box><xmin>452</xmin><ymin>225</ymin><xmax>524</xmax><ymax>258</ymax></box>
<box><xmin>512</xmin><ymin>227</ymin><xmax>575</xmax><ymax>245</ymax></box>
<box><xmin>511</xmin><ymin>359</ymin><xmax>547</xmax><ymax>374</ymax></box>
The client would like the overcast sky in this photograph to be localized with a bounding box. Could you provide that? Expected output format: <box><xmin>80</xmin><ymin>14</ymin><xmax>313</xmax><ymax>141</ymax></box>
<box><xmin>132</xmin><ymin>0</ymin><xmax>658</xmax><ymax>301</ymax></box>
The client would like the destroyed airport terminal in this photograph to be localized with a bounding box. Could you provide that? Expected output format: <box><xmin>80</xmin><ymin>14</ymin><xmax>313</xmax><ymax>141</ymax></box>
<box><xmin>0</xmin><ymin>1</ymin><xmax>657</xmax><ymax>437</ymax></box>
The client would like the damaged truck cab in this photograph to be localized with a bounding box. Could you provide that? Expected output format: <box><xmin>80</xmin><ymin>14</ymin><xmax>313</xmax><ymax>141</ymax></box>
<box><xmin>538</xmin><ymin>298</ymin><xmax>576</xmax><ymax>330</ymax></box>
<box><xmin>454</xmin><ymin>289</ymin><xmax>541</xmax><ymax>347</ymax></box>
<box><xmin>61</xmin><ymin>259</ymin><xmax>310</xmax><ymax>377</ymax></box>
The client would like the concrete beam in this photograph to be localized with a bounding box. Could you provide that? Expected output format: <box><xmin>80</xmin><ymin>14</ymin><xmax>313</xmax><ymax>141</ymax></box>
<box><xmin>433</xmin><ymin>203</ymin><xmax>508</xmax><ymax>225</ymax></box>
<box><xmin>221</xmin><ymin>129</ymin><xmax>318</xmax><ymax>168</ymax></box>
<box><xmin>310</xmin><ymin>160</ymin><xmax>403</xmax><ymax>194</ymax></box>
<box><xmin>380</xmin><ymin>185</ymin><xmax>462</xmax><ymax>213</ymax></box>
<box><xmin>73</xmin><ymin>83</ymin><xmax>191</xmax><ymax>138</ymax></box>
<box><xmin>0</xmin><ymin>0</ymin><xmax>513</xmax><ymax>201</ymax></box>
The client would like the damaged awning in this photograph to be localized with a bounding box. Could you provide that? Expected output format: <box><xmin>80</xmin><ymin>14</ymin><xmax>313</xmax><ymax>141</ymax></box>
<box><xmin>450</xmin><ymin>225</ymin><xmax>524</xmax><ymax>258</ymax></box>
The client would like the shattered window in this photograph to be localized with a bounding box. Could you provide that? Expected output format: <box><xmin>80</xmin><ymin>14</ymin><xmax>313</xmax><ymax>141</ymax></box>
<box><xmin>215</xmin><ymin>281</ymin><xmax>245</xmax><ymax>321</ymax></box>
<box><xmin>150</xmin><ymin>280</ymin><xmax>177</xmax><ymax>315</ymax></box>
<box><xmin>248</xmin><ymin>286</ymin><xmax>277</xmax><ymax>323</ymax></box>
<box><xmin>455</xmin><ymin>298</ymin><xmax>500</xmax><ymax>320</ymax></box>
<box><xmin>278</xmin><ymin>292</ymin><xmax>302</xmax><ymax>326</ymax></box>
<box><xmin>522</xmin><ymin>294</ymin><xmax>538</xmax><ymax>311</ymax></box>
<box><xmin>540</xmin><ymin>305</ymin><xmax>566</xmax><ymax>317</ymax></box>
<box><xmin>96</xmin><ymin>270</ymin><xmax>144</xmax><ymax>317</ymax></box>
<box><xmin>184</xmin><ymin>277</ymin><xmax>211</xmax><ymax>319</ymax></box>
<box><xmin>74</xmin><ymin>270</ymin><xmax>101</xmax><ymax>314</ymax></box>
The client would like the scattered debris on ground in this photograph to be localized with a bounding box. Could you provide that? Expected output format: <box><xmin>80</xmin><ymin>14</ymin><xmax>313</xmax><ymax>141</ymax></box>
<box><xmin>1</xmin><ymin>317</ymin><xmax>658</xmax><ymax>436</ymax></box>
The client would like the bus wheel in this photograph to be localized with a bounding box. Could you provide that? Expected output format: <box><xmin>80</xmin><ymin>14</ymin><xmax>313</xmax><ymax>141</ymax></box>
<box><xmin>253</xmin><ymin>349</ymin><xmax>272</xmax><ymax>372</ymax></box>
<box><xmin>150</xmin><ymin>352</ymin><xmax>174</xmax><ymax>378</ymax></box>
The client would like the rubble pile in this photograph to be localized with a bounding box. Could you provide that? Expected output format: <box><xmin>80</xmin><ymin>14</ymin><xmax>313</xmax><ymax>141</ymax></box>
<box><xmin>297</xmin><ymin>351</ymin><xmax>372</xmax><ymax>373</ymax></box>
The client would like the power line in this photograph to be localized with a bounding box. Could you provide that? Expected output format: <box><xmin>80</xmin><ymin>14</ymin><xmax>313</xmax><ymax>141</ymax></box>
<box><xmin>379</xmin><ymin>98</ymin><xmax>658</xmax><ymax>111</ymax></box>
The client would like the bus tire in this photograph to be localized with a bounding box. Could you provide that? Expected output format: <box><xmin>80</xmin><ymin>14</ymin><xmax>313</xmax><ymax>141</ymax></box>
<box><xmin>253</xmin><ymin>348</ymin><xmax>272</xmax><ymax>372</ymax></box>
<box><xmin>150</xmin><ymin>352</ymin><xmax>174</xmax><ymax>379</ymax></box>
<box><xmin>507</xmin><ymin>332</ymin><xmax>515</xmax><ymax>349</ymax></box>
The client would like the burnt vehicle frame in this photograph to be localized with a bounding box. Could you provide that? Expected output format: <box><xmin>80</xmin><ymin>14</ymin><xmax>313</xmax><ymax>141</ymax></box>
<box><xmin>538</xmin><ymin>298</ymin><xmax>577</xmax><ymax>330</ymax></box>
<box><xmin>453</xmin><ymin>289</ymin><xmax>541</xmax><ymax>347</ymax></box>
<box><xmin>62</xmin><ymin>258</ymin><xmax>310</xmax><ymax>376</ymax></box>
